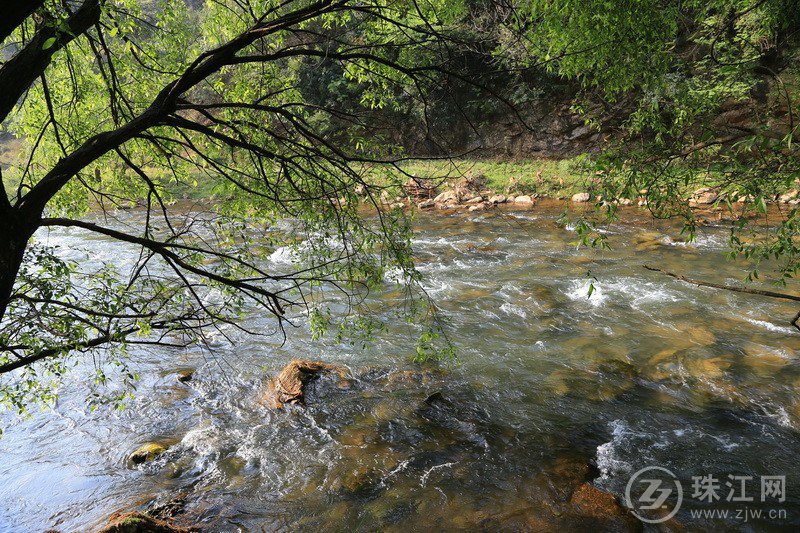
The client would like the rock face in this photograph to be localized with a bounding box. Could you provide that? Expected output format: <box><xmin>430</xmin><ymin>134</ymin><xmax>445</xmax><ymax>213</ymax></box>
<box><xmin>130</xmin><ymin>443</ymin><xmax>168</xmax><ymax>465</ymax></box>
<box><xmin>266</xmin><ymin>359</ymin><xmax>346</xmax><ymax>408</ymax></box>
<box><xmin>97</xmin><ymin>511</ymin><xmax>193</xmax><ymax>533</ymax></box>
<box><xmin>572</xmin><ymin>192</ymin><xmax>590</xmax><ymax>202</ymax></box>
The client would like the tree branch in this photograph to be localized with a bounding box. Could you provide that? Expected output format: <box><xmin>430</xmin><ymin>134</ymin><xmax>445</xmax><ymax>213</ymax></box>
<box><xmin>0</xmin><ymin>0</ymin><xmax>102</xmax><ymax>125</ymax></box>
<box><xmin>644</xmin><ymin>264</ymin><xmax>800</xmax><ymax>332</ymax></box>
<box><xmin>0</xmin><ymin>1</ymin><xmax>44</xmax><ymax>43</ymax></box>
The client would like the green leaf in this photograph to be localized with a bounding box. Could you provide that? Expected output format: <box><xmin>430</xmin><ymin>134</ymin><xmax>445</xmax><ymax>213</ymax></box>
<box><xmin>756</xmin><ymin>196</ymin><xmax>767</xmax><ymax>214</ymax></box>
<box><xmin>42</xmin><ymin>37</ymin><xmax>57</xmax><ymax>50</ymax></box>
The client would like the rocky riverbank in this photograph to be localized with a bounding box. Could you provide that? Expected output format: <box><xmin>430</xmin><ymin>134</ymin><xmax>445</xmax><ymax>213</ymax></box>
<box><xmin>376</xmin><ymin>174</ymin><xmax>800</xmax><ymax>216</ymax></box>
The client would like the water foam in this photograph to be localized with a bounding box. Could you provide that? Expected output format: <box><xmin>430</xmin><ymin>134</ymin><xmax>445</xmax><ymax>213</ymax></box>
<box><xmin>499</xmin><ymin>302</ymin><xmax>528</xmax><ymax>319</ymax></box>
<box><xmin>596</xmin><ymin>420</ymin><xmax>633</xmax><ymax>480</ymax></box>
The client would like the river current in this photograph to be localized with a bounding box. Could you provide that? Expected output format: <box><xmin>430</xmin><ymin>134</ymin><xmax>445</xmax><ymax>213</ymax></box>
<box><xmin>1</xmin><ymin>204</ymin><xmax>799</xmax><ymax>531</ymax></box>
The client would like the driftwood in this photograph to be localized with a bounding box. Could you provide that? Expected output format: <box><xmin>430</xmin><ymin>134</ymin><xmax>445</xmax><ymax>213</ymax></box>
<box><xmin>643</xmin><ymin>265</ymin><xmax>800</xmax><ymax>332</ymax></box>
<box><xmin>266</xmin><ymin>359</ymin><xmax>346</xmax><ymax>408</ymax></box>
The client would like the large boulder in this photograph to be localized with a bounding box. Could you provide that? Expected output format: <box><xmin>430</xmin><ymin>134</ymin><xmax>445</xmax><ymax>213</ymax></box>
<box><xmin>265</xmin><ymin>359</ymin><xmax>347</xmax><ymax>408</ymax></box>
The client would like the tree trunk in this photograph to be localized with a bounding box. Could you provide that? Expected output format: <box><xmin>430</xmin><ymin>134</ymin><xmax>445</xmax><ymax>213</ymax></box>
<box><xmin>0</xmin><ymin>211</ymin><xmax>33</xmax><ymax>323</ymax></box>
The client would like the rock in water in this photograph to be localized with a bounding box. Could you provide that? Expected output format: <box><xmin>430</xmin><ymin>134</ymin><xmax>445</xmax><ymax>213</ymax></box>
<box><xmin>130</xmin><ymin>443</ymin><xmax>168</xmax><ymax>465</ymax></box>
<box><xmin>568</xmin><ymin>483</ymin><xmax>642</xmax><ymax>531</ymax></box>
<box><xmin>98</xmin><ymin>511</ymin><xmax>194</xmax><ymax>533</ymax></box>
<box><xmin>266</xmin><ymin>359</ymin><xmax>346</xmax><ymax>408</ymax></box>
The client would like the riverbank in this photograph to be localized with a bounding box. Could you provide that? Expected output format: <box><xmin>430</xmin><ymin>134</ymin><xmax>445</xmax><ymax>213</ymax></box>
<box><xmin>4</xmin><ymin>155</ymin><xmax>799</xmax><ymax>215</ymax></box>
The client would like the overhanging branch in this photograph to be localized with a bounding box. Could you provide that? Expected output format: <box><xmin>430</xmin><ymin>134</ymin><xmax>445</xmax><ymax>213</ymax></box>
<box><xmin>0</xmin><ymin>0</ymin><xmax>102</xmax><ymax>125</ymax></box>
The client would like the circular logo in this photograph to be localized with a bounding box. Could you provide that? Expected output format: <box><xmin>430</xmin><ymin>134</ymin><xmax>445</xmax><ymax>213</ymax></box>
<box><xmin>625</xmin><ymin>466</ymin><xmax>683</xmax><ymax>523</ymax></box>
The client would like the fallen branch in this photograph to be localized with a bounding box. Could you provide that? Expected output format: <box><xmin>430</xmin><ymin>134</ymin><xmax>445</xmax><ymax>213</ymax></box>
<box><xmin>643</xmin><ymin>264</ymin><xmax>800</xmax><ymax>332</ymax></box>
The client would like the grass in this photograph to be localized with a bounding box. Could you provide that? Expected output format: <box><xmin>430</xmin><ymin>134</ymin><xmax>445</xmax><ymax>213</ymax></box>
<box><xmin>394</xmin><ymin>158</ymin><xmax>590</xmax><ymax>197</ymax></box>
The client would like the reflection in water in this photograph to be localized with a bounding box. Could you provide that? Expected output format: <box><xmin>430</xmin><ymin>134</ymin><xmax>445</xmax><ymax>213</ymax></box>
<box><xmin>1</xmin><ymin>205</ymin><xmax>799</xmax><ymax>531</ymax></box>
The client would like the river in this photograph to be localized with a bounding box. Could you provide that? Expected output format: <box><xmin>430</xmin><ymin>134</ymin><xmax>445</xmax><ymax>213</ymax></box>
<box><xmin>1</xmin><ymin>204</ymin><xmax>799</xmax><ymax>531</ymax></box>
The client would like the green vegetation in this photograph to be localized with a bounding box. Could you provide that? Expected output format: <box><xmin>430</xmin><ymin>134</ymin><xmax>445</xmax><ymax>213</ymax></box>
<box><xmin>397</xmin><ymin>158</ymin><xmax>588</xmax><ymax>197</ymax></box>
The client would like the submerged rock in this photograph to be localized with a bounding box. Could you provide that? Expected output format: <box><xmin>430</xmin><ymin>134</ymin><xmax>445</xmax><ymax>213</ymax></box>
<box><xmin>97</xmin><ymin>511</ymin><xmax>194</xmax><ymax>533</ymax></box>
<box><xmin>544</xmin><ymin>370</ymin><xmax>571</xmax><ymax>396</ymax></box>
<box><xmin>742</xmin><ymin>342</ymin><xmax>789</xmax><ymax>376</ymax></box>
<box><xmin>567</xmin><ymin>483</ymin><xmax>642</xmax><ymax>531</ymax></box>
<box><xmin>331</xmin><ymin>442</ymin><xmax>403</xmax><ymax>494</ymax></box>
<box><xmin>130</xmin><ymin>443</ymin><xmax>168</xmax><ymax>465</ymax></box>
<box><xmin>685</xmin><ymin>326</ymin><xmax>716</xmax><ymax>346</ymax></box>
<box><xmin>684</xmin><ymin>356</ymin><xmax>732</xmax><ymax>379</ymax></box>
<box><xmin>176</xmin><ymin>370</ymin><xmax>193</xmax><ymax>383</ymax></box>
<box><xmin>265</xmin><ymin>359</ymin><xmax>347</xmax><ymax>408</ymax></box>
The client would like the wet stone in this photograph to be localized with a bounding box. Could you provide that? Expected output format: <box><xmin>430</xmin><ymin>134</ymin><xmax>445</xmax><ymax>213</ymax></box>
<box><xmin>565</xmin><ymin>483</ymin><xmax>643</xmax><ymax>532</ymax></box>
<box><xmin>130</xmin><ymin>442</ymin><xmax>168</xmax><ymax>465</ymax></box>
<box><xmin>97</xmin><ymin>511</ymin><xmax>195</xmax><ymax>533</ymax></box>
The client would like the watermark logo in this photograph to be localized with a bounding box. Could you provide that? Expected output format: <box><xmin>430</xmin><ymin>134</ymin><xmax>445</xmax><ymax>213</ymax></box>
<box><xmin>625</xmin><ymin>466</ymin><xmax>683</xmax><ymax>523</ymax></box>
<box><xmin>625</xmin><ymin>468</ymin><xmax>789</xmax><ymax>524</ymax></box>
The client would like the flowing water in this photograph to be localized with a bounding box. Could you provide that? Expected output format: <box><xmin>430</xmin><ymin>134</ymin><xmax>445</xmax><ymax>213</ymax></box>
<box><xmin>1</xmin><ymin>204</ymin><xmax>800</xmax><ymax>531</ymax></box>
